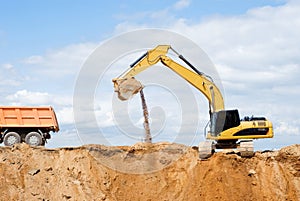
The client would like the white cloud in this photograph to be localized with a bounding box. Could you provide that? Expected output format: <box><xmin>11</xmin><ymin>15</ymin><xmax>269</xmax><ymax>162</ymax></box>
<box><xmin>23</xmin><ymin>55</ymin><xmax>44</xmax><ymax>64</ymax></box>
<box><xmin>2</xmin><ymin>63</ymin><xmax>14</xmax><ymax>70</ymax></box>
<box><xmin>171</xmin><ymin>3</ymin><xmax>300</xmax><ymax>69</ymax></box>
<box><xmin>0</xmin><ymin>63</ymin><xmax>22</xmax><ymax>88</ymax></box>
<box><xmin>275</xmin><ymin>121</ymin><xmax>300</xmax><ymax>136</ymax></box>
<box><xmin>114</xmin><ymin>2</ymin><xmax>300</xmax><ymax>74</ymax></box>
<box><xmin>92</xmin><ymin>101</ymin><xmax>116</xmax><ymax>128</ymax></box>
<box><xmin>114</xmin><ymin>0</ymin><xmax>190</xmax><ymax>33</ymax></box>
<box><xmin>5</xmin><ymin>89</ymin><xmax>72</xmax><ymax>106</ymax></box>
<box><xmin>5</xmin><ymin>90</ymin><xmax>75</xmax><ymax>127</ymax></box>
<box><xmin>22</xmin><ymin>42</ymin><xmax>98</xmax><ymax>77</ymax></box>
<box><xmin>173</xmin><ymin>0</ymin><xmax>190</xmax><ymax>10</ymax></box>
<box><xmin>56</xmin><ymin>107</ymin><xmax>74</xmax><ymax>125</ymax></box>
<box><xmin>0</xmin><ymin>80</ymin><xmax>20</xmax><ymax>87</ymax></box>
<box><xmin>0</xmin><ymin>42</ymin><xmax>99</xmax><ymax>106</ymax></box>
<box><xmin>6</xmin><ymin>90</ymin><xmax>52</xmax><ymax>105</ymax></box>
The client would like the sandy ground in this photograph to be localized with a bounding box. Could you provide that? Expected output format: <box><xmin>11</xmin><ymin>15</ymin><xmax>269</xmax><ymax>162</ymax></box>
<box><xmin>0</xmin><ymin>142</ymin><xmax>299</xmax><ymax>201</ymax></box>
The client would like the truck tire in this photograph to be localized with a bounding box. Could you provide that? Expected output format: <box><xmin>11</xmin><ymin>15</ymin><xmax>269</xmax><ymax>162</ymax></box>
<box><xmin>25</xmin><ymin>132</ymin><xmax>43</xmax><ymax>146</ymax></box>
<box><xmin>3</xmin><ymin>132</ymin><xmax>21</xmax><ymax>146</ymax></box>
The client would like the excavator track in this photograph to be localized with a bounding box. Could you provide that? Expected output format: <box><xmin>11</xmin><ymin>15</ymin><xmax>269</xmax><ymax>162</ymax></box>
<box><xmin>238</xmin><ymin>140</ymin><xmax>254</xmax><ymax>157</ymax></box>
<box><xmin>199</xmin><ymin>141</ymin><xmax>215</xmax><ymax>159</ymax></box>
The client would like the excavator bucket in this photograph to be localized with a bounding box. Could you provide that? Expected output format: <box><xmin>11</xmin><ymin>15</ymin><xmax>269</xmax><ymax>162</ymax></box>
<box><xmin>113</xmin><ymin>77</ymin><xmax>143</xmax><ymax>101</ymax></box>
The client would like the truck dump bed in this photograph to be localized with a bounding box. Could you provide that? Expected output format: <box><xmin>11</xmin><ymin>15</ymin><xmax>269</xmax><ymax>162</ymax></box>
<box><xmin>0</xmin><ymin>106</ymin><xmax>59</xmax><ymax>132</ymax></box>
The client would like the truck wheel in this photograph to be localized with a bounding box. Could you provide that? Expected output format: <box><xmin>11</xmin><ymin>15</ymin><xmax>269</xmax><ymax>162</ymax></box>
<box><xmin>25</xmin><ymin>132</ymin><xmax>43</xmax><ymax>146</ymax></box>
<box><xmin>3</xmin><ymin>132</ymin><xmax>21</xmax><ymax>146</ymax></box>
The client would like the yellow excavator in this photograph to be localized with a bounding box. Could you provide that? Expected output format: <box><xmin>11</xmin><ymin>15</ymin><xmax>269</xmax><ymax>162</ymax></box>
<box><xmin>112</xmin><ymin>45</ymin><xmax>273</xmax><ymax>159</ymax></box>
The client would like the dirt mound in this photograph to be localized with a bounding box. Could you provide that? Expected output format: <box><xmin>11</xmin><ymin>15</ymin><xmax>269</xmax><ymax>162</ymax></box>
<box><xmin>0</xmin><ymin>143</ymin><xmax>299</xmax><ymax>201</ymax></box>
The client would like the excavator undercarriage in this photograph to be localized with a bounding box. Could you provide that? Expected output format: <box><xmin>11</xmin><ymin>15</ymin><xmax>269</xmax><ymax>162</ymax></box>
<box><xmin>199</xmin><ymin>140</ymin><xmax>254</xmax><ymax>159</ymax></box>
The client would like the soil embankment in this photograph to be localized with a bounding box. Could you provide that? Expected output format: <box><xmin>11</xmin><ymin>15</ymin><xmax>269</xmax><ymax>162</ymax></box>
<box><xmin>0</xmin><ymin>143</ymin><xmax>299</xmax><ymax>201</ymax></box>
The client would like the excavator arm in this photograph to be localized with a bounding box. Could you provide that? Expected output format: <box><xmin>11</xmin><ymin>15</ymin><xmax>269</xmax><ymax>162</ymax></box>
<box><xmin>113</xmin><ymin>45</ymin><xmax>225</xmax><ymax>113</ymax></box>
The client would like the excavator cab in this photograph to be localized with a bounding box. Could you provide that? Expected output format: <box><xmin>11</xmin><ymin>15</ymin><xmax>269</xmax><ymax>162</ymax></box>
<box><xmin>210</xmin><ymin>110</ymin><xmax>240</xmax><ymax>136</ymax></box>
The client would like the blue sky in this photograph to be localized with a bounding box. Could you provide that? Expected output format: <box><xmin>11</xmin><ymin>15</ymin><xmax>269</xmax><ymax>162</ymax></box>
<box><xmin>0</xmin><ymin>0</ymin><xmax>285</xmax><ymax>59</ymax></box>
<box><xmin>1</xmin><ymin>0</ymin><xmax>299</xmax><ymax>149</ymax></box>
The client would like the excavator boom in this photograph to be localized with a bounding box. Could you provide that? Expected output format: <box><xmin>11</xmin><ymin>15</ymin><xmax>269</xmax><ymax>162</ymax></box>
<box><xmin>113</xmin><ymin>45</ymin><xmax>224</xmax><ymax>113</ymax></box>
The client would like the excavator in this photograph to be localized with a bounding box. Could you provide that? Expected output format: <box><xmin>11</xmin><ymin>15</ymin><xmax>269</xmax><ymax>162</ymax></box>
<box><xmin>112</xmin><ymin>45</ymin><xmax>273</xmax><ymax>159</ymax></box>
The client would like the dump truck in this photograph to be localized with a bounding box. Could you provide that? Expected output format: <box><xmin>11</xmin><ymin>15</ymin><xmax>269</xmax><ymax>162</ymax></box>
<box><xmin>0</xmin><ymin>106</ymin><xmax>59</xmax><ymax>146</ymax></box>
